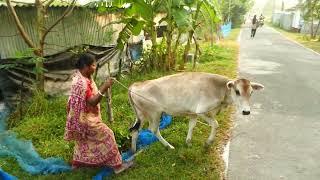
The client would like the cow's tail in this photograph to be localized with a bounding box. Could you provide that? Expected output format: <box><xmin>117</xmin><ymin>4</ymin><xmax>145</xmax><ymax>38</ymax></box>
<box><xmin>128</xmin><ymin>87</ymin><xmax>142</xmax><ymax>132</ymax></box>
<box><xmin>128</xmin><ymin>86</ymin><xmax>141</xmax><ymax>152</ymax></box>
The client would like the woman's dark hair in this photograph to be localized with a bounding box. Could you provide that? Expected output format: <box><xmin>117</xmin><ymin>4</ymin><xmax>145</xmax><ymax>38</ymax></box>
<box><xmin>75</xmin><ymin>53</ymin><xmax>96</xmax><ymax>69</ymax></box>
<box><xmin>252</xmin><ymin>15</ymin><xmax>257</xmax><ymax>24</ymax></box>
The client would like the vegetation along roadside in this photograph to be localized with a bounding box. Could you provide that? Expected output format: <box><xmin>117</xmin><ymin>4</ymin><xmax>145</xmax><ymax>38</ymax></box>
<box><xmin>2</xmin><ymin>28</ymin><xmax>240</xmax><ymax>180</ymax></box>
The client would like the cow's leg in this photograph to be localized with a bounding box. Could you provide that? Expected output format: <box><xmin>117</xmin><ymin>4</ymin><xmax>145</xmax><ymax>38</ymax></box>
<box><xmin>148</xmin><ymin>112</ymin><xmax>161</xmax><ymax>133</ymax></box>
<box><xmin>186</xmin><ymin>118</ymin><xmax>197</xmax><ymax>147</ymax></box>
<box><xmin>199</xmin><ymin>115</ymin><xmax>219</xmax><ymax>147</ymax></box>
<box><xmin>148</xmin><ymin>112</ymin><xmax>175</xmax><ymax>149</ymax></box>
<box><xmin>130</xmin><ymin>118</ymin><xmax>140</xmax><ymax>153</ymax></box>
<box><xmin>155</xmin><ymin>128</ymin><xmax>175</xmax><ymax>149</ymax></box>
<box><xmin>129</xmin><ymin>109</ymin><xmax>146</xmax><ymax>153</ymax></box>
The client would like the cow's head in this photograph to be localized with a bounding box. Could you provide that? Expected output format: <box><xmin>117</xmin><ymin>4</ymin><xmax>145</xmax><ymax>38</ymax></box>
<box><xmin>227</xmin><ymin>79</ymin><xmax>264</xmax><ymax>115</ymax></box>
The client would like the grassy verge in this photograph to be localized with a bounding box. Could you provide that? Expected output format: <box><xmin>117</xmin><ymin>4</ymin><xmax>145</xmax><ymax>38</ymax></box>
<box><xmin>269</xmin><ymin>23</ymin><xmax>320</xmax><ymax>53</ymax></box>
<box><xmin>2</xmin><ymin>29</ymin><xmax>239</xmax><ymax>180</ymax></box>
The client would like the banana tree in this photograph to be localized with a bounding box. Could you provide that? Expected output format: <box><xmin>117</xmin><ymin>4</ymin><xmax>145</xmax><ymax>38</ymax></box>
<box><xmin>180</xmin><ymin>0</ymin><xmax>202</xmax><ymax>70</ymax></box>
<box><xmin>179</xmin><ymin>0</ymin><xmax>221</xmax><ymax>70</ymax></box>
<box><xmin>158</xmin><ymin>0</ymin><xmax>192</xmax><ymax>70</ymax></box>
<box><xmin>95</xmin><ymin>0</ymin><xmax>220</xmax><ymax>71</ymax></box>
<box><xmin>95</xmin><ymin>0</ymin><xmax>163</xmax><ymax>70</ymax></box>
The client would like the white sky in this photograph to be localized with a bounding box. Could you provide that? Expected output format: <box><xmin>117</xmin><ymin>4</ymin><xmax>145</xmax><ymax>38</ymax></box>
<box><xmin>251</xmin><ymin>0</ymin><xmax>299</xmax><ymax>14</ymax></box>
<box><xmin>78</xmin><ymin>0</ymin><xmax>89</xmax><ymax>5</ymax></box>
<box><xmin>78</xmin><ymin>0</ymin><xmax>93</xmax><ymax>5</ymax></box>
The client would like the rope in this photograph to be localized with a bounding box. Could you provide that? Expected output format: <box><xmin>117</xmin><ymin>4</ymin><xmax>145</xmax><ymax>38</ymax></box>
<box><xmin>111</xmin><ymin>78</ymin><xmax>166</xmax><ymax>109</ymax></box>
<box><xmin>111</xmin><ymin>78</ymin><xmax>210</xmax><ymax>126</ymax></box>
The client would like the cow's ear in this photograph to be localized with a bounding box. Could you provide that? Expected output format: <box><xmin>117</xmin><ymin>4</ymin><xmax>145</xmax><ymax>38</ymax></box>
<box><xmin>251</xmin><ymin>82</ymin><xmax>264</xmax><ymax>91</ymax></box>
<box><xmin>227</xmin><ymin>81</ymin><xmax>234</xmax><ymax>89</ymax></box>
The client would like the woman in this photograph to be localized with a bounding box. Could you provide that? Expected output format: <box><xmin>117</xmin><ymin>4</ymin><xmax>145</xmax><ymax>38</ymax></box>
<box><xmin>64</xmin><ymin>53</ymin><xmax>133</xmax><ymax>173</ymax></box>
<box><xmin>251</xmin><ymin>15</ymin><xmax>258</xmax><ymax>38</ymax></box>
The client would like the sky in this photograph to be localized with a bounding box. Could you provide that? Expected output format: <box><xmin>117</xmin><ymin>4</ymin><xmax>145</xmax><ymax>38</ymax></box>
<box><xmin>250</xmin><ymin>0</ymin><xmax>300</xmax><ymax>16</ymax></box>
<box><xmin>78</xmin><ymin>0</ymin><xmax>90</xmax><ymax>5</ymax></box>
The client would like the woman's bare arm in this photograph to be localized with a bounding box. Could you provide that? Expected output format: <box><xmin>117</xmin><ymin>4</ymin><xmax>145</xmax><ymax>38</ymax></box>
<box><xmin>87</xmin><ymin>79</ymin><xmax>113</xmax><ymax>106</ymax></box>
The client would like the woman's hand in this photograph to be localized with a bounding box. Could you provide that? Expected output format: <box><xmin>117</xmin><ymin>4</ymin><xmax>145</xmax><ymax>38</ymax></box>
<box><xmin>101</xmin><ymin>78</ymin><xmax>113</xmax><ymax>93</ymax></box>
<box><xmin>87</xmin><ymin>78</ymin><xmax>113</xmax><ymax>106</ymax></box>
<box><xmin>105</xmin><ymin>78</ymin><xmax>114</xmax><ymax>88</ymax></box>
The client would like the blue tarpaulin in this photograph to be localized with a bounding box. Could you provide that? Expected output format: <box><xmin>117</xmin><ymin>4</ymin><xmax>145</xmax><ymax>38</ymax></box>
<box><xmin>0</xmin><ymin>103</ymin><xmax>71</xmax><ymax>177</ymax></box>
<box><xmin>93</xmin><ymin>113</ymin><xmax>172</xmax><ymax>180</ymax></box>
<box><xmin>0</xmin><ymin>168</ymin><xmax>17</xmax><ymax>180</ymax></box>
<box><xmin>221</xmin><ymin>22</ymin><xmax>232</xmax><ymax>38</ymax></box>
<box><xmin>128</xmin><ymin>42</ymin><xmax>143</xmax><ymax>61</ymax></box>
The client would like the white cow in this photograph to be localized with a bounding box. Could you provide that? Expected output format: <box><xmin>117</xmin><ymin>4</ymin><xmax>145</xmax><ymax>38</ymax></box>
<box><xmin>128</xmin><ymin>72</ymin><xmax>264</xmax><ymax>152</ymax></box>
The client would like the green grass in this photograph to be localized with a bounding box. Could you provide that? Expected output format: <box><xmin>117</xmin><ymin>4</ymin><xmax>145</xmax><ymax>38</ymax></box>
<box><xmin>269</xmin><ymin>23</ymin><xmax>320</xmax><ymax>53</ymax></box>
<box><xmin>2</xmin><ymin>29</ymin><xmax>240</xmax><ymax>180</ymax></box>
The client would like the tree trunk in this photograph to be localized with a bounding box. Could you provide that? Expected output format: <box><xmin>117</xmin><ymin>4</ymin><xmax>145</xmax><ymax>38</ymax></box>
<box><xmin>117</xmin><ymin>55</ymin><xmax>123</xmax><ymax>80</ymax></box>
<box><xmin>106</xmin><ymin>61</ymin><xmax>113</xmax><ymax>122</ymax></box>
<box><xmin>314</xmin><ymin>21</ymin><xmax>320</xmax><ymax>39</ymax></box>
<box><xmin>6</xmin><ymin>0</ymin><xmax>75</xmax><ymax>92</ymax></box>
<box><xmin>193</xmin><ymin>35</ymin><xmax>200</xmax><ymax>69</ymax></box>
<box><xmin>180</xmin><ymin>30</ymin><xmax>193</xmax><ymax>70</ymax></box>
<box><xmin>165</xmin><ymin>24</ymin><xmax>173</xmax><ymax>71</ymax></box>
<box><xmin>180</xmin><ymin>1</ymin><xmax>202</xmax><ymax>70</ymax></box>
<box><xmin>106</xmin><ymin>88</ymin><xmax>113</xmax><ymax>122</ymax></box>
<box><xmin>5</xmin><ymin>0</ymin><xmax>37</xmax><ymax>49</ymax></box>
<box><xmin>150</xmin><ymin>24</ymin><xmax>158</xmax><ymax>70</ymax></box>
<box><xmin>311</xmin><ymin>16</ymin><xmax>315</xmax><ymax>38</ymax></box>
<box><xmin>172</xmin><ymin>31</ymin><xmax>181</xmax><ymax>69</ymax></box>
<box><xmin>309</xmin><ymin>0</ymin><xmax>315</xmax><ymax>39</ymax></box>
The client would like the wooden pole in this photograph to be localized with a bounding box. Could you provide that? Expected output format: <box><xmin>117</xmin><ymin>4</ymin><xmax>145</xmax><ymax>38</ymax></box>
<box><xmin>106</xmin><ymin>60</ymin><xmax>114</xmax><ymax>122</ymax></box>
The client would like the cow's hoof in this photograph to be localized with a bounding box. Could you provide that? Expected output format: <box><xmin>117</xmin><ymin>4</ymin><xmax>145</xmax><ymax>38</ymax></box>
<box><xmin>186</xmin><ymin>139</ymin><xmax>192</xmax><ymax>147</ymax></box>
<box><xmin>167</xmin><ymin>144</ymin><xmax>175</xmax><ymax>150</ymax></box>
<box><xmin>204</xmin><ymin>141</ymin><xmax>213</xmax><ymax>149</ymax></box>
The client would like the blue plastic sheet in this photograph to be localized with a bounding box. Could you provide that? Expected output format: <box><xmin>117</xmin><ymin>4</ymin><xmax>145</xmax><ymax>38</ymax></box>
<box><xmin>221</xmin><ymin>22</ymin><xmax>232</xmax><ymax>38</ymax></box>
<box><xmin>0</xmin><ymin>103</ymin><xmax>71</xmax><ymax>176</ymax></box>
<box><xmin>0</xmin><ymin>168</ymin><xmax>17</xmax><ymax>180</ymax></box>
<box><xmin>128</xmin><ymin>43</ymin><xmax>143</xmax><ymax>61</ymax></box>
<box><xmin>93</xmin><ymin>113</ymin><xmax>172</xmax><ymax>180</ymax></box>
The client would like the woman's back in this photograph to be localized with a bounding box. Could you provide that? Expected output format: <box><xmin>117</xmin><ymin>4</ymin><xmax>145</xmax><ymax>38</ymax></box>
<box><xmin>252</xmin><ymin>15</ymin><xmax>257</xmax><ymax>29</ymax></box>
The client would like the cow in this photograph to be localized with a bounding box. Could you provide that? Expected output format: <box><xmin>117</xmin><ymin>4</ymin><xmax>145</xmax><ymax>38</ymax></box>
<box><xmin>128</xmin><ymin>72</ymin><xmax>264</xmax><ymax>152</ymax></box>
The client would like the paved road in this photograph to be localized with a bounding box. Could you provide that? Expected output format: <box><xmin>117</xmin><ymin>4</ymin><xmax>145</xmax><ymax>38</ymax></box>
<box><xmin>227</xmin><ymin>26</ymin><xmax>320</xmax><ymax>180</ymax></box>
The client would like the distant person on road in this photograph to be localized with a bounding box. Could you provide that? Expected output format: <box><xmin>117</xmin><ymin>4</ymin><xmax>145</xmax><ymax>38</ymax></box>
<box><xmin>259</xmin><ymin>14</ymin><xmax>265</xmax><ymax>27</ymax></box>
<box><xmin>251</xmin><ymin>15</ymin><xmax>258</xmax><ymax>38</ymax></box>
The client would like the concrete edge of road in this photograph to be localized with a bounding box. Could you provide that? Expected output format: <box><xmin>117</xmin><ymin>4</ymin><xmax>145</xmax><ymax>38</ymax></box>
<box><xmin>268</xmin><ymin>26</ymin><xmax>320</xmax><ymax>56</ymax></box>
<box><xmin>222</xmin><ymin>141</ymin><xmax>230</xmax><ymax>178</ymax></box>
<box><xmin>222</xmin><ymin>28</ymin><xmax>243</xmax><ymax>179</ymax></box>
<box><xmin>237</xmin><ymin>29</ymin><xmax>242</xmax><ymax>43</ymax></box>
